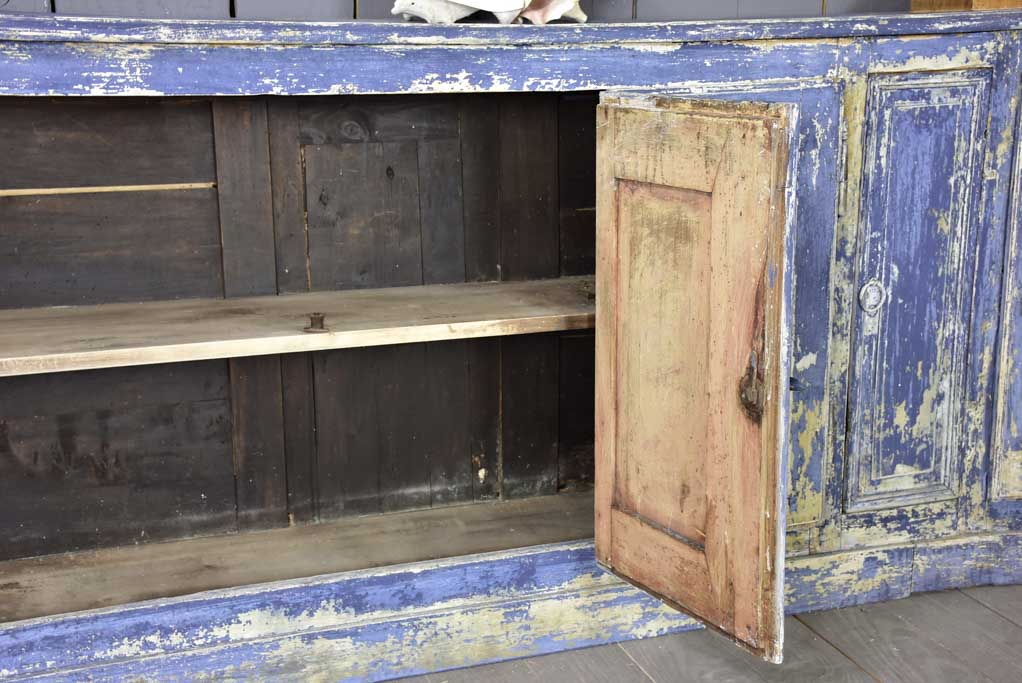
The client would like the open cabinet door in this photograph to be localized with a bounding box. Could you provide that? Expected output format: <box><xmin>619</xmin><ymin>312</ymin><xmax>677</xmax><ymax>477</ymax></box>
<box><xmin>595</xmin><ymin>93</ymin><xmax>796</xmax><ymax>662</ymax></box>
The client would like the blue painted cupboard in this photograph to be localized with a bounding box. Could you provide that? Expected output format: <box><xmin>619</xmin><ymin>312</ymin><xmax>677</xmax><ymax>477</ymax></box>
<box><xmin>2</xmin><ymin>9</ymin><xmax>1022</xmax><ymax>680</ymax></box>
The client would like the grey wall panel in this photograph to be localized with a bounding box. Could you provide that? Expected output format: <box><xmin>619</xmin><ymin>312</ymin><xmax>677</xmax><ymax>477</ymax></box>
<box><xmin>739</xmin><ymin>0</ymin><xmax>823</xmax><ymax>18</ymax></box>
<box><xmin>636</xmin><ymin>0</ymin><xmax>738</xmax><ymax>20</ymax></box>
<box><xmin>584</xmin><ymin>0</ymin><xmax>633</xmax><ymax>21</ymax></box>
<box><xmin>236</xmin><ymin>0</ymin><xmax>354</xmax><ymax>20</ymax></box>
<box><xmin>825</xmin><ymin>0</ymin><xmax>909</xmax><ymax>15</ymax></box>
<box><xmin>0</xmin><ymin>0</ymin><xmax>50</xmax><ymax>13</ymax></box>
<box><xmin>355</xmin><ymin>0</ymin><xmax>394</xmax><ymax>19</ymax></box>
<box><xmin>55</xmin><ymin>0</ymin><xmax>229</xmax><ymax>18</ymax></box>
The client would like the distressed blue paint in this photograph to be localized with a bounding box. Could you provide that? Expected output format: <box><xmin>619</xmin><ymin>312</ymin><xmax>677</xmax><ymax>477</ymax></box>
<box><xmin>3</xmin><ymin>537</ymin><xmax>1019</xmax><ymax>681</ymax></box>
<box><xmin>0</xmin><ymin>542</ymin><xmax>696</xmax><ymax>682</ymax></box>
<box><xmin>2</xmin><ymin>11</ymin><xmax>1022</xmax><ymax>47</ymax></box>
<box><xmin>0</xmin><ymin>40</ymin><xmax>845</xmax><ymax>96</ymax></box>
<box><xmin>846</xmin><ymin>69</ymin><xmax>989</xmax><ymax>511</ymax></box>
<box><xmin>785</xmin><ymin>545</ymin><xmax>916</xmax><ymax>614</ymax></box>
<box><xmin>913</xmin><ymin>534</ymin><xmax>1022</xmax><ymax>590</ymax></box>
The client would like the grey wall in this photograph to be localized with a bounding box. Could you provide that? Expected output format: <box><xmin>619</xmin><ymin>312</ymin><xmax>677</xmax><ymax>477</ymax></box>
<box><xmin>0</xmin><ymin>0</ymin><xmax>911</xmax><ymax>20</ymax></box>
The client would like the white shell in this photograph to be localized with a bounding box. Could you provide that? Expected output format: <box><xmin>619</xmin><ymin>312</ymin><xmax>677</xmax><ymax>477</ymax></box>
<box><xmin>391</xmin><ymin>0</ymin><xmax>528</xmax><ymax>24</ymax></box>
<box><xmin>519</xmin><ymin>0</ymin><xmax>587</xmax><ymax>24</ymax></box>
<box><xmin>392</xmin><ymin>0</ymin><xmax>477</xmax><ymax>24</ymax></box>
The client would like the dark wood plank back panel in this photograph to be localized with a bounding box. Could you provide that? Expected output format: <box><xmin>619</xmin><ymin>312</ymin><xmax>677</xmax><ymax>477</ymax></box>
<box><xmin>0</xmin><ymin>189</ymin><xmax>224</xmax><ymax>308</ymax></box>
<box><xmin>0</xmin><ymin>98</ymin><xmax>216</xmax><ymax>190</ymax></box>
<box><xmin>0</xmin><ymin>92</ymin><xmax>598</xmax><ymax>558</ymax></box>
<box><xmin>0</xmin><ymin>362</ymin><xmax>236</xmax><ymax>561</ymax></box>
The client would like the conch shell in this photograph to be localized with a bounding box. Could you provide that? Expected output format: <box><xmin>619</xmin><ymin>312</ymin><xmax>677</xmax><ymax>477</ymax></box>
<box><xmin>392</xmin><ymin>0</ymin><xmax>586</xmax><ymax>25</ymax></box>
<box><xmin>392</xmin><ymin>0</ymin><xmax>529</xmax><ymax>24</ymax></box>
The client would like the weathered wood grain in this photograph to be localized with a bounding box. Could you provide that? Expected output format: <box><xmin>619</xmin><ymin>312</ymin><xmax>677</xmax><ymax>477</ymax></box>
<box><xmin>423</xmin><ymin>341</ymin><xmax>474</xmax><ymax>506</ymax></box>
<box><xmin>468</xmin><ymin>337</ymin><xmax>501</xmax><ymax>500</ymax></box>
<box><xmin>620</xmin><ymin>617</ymin><xmax>873</xmax><ymax>683</ymax></box>
<box><xmin>229</xmin><ymin>356</ymin><xmax>287</xmax><ymax>530</ymax></box>
<box><xmin>963</xmin><ymin>585</ymin><xmax>1022</xmax><ymax>626</ymax></box>
<box><xmin>0</xmin><ymin>189</ymin><xmax>223</xmax><ymax>309</ymax></box>
<box><xmin>281</xmin><ymin>353</ymin><xmax>317</xmax><ymax>524</ymax></box>
<box><xmin>461</xmin><ymin>96</ymin><xmax>502</xmax><ymax>282</ymax></box>
<box><xmin>558</xmin><ymin>332</ymin><xmax>595</xmax><ymax>489</ymax></box>
<box><xmin>0</xmin><ymin>277</ymin><xmax>595</xmax><ymax>377</ymax></box>
<box><xmin>498</xmin><ymin>94</ymin><xmax>560</xmax><ymax>281</ymax></box>
<box><xmin>797</xmin><ymin>593</ymin><xmax>1013</xmax><ymax>682</ymax></box>
<box><xmin>305</xmin><ymin>141</ymin><xmax>423</xmax><ymax>290</ymax></box>
<box><xmin>501</xmin><ymin>333</ymin><xmax>560</xmax><ymax>499</ymax></box>
<box><xmin>0</xmin><ymin>99</ymin><xmax>215</xmax><ymax>190</ymax></box>
<box><xmin>595</xmin><ymin>94</ymin><xmax>795</xmax><ymax>661</ymax></box>
<box><xmin>212</xmin><ymin>99</ymin><xmax>277</xmax><ymax>298</ymax></box>
<box><xmin>0</xmin><ymin>362</ymin><xmax>236</xmax><ymax>561</ymax></box>
<box><xmin>0</xmin><ymin>493</ymin><xmax>596</xmax><ymax>622</ymax></box>
<box><xmin>267</xmin><ymin>98</ymin><xmax>309</xmax><ymax>294</ymax></box>
<box><xmin>558</xmin><ymin>92</ymin><xmax>598</xmax><ymax>277</ymax></box>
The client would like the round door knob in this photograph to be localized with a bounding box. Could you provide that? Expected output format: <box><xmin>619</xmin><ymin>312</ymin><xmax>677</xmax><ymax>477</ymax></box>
<box><xmin>859</xmin><ymin>279</ymin><xmax>886</xmax><ymax>315</ymax></box>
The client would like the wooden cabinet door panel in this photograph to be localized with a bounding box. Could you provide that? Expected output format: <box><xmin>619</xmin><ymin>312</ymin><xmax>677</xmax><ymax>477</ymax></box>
<box><xmin>845</xmin><ymin>70</ymin><xmax>991</xmax><ymax>512</ymax></box>
<box><xmin>595</xmin><ymin>93</ymin><xmax>796</xmax><ymax>662</ymax></box>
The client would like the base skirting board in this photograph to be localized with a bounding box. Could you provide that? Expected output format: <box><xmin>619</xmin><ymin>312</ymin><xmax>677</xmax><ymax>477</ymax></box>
<box><xmin>2</xmin><ymin>533</ymin><xmax>1021</xmax><ymax>682</ymax></box>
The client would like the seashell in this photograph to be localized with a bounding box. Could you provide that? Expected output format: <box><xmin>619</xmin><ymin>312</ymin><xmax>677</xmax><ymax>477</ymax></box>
<box><xmin>519</xmin><ymin>0</ymin><xmax>587</xmax><ymax>24</ymax></box>
<box><xmin>392</xmin><ymin>0</ymin><xmax>528</xmax><ymax>24</ymax></box>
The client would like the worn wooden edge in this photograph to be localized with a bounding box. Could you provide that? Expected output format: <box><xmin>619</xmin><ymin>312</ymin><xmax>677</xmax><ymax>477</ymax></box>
<box><xmin>3</xmin><ymin>11</ymin><xmax>1022</xmax><ymax>46</ymax></box>
<box><xmin>3</xmin><ymin>532</ymin><xmax>1021</xmax><ymax>681</ymax></box>
<box><xmin>0</xmin><ymin>276</ymin><xmax>594</xmax><ymax>377</ymax></box>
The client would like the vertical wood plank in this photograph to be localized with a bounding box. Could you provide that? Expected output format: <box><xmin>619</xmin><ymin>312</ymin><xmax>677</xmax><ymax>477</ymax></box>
<box><xmin>305</xmin><ymin>141</ymin><xmax>422</xmax><ymax>290</ymax></box>
<box><xmin>419</xmin><ymin>138</ymin><xmax>467</xmax><ymax>284</ymax></box>
<box><xmin>423</xmin><ymin>341</ymin><xmax>473</xmax><ymax>506</ymax></box>
<box><xmin>267</xmin><ymin>98</ymin><xmax>309</xmax><ymax>294</ymax></box>
<box><xmin>213</xmin><ymin>98</ymin><xmax>277</xmax><ymax>298</ymax></box>
<box><xmin>501</xmin><ymin>333</ymin><xmax>560</xmax><ymax>499</ymax></box>
<box><xmin>215</xmin><ymin>98</ymin><xmax>286</xmax><ymax>531</ymax></box>
<box><xmin>558</xmin><ymin>93</ymin><xmax>598</xmax><ymax>277</ymax></box>
<box><xmin>499</xmin><ymin>94</ymin><xmax>561</xmax><ymax>281</ymax></box>
<box><xmin>559</xmin><ymin>332</ymin><xmax>595</xmax><ymax>489</ymax></box>
<box><xmin>281</xmin><ymin>353</ymin><xmax>317</xmax><ymax>524</ymax></box>
<box><xmin>377</xmin><ymin>344</ymin><xmax>433</xmax><ymax>512</ymax></box>
<box><xmin>229</xmin><ymin>357</ymin><xmax>287</xmax><ymax>529</ymax></box>
<box><xmin>314</xmin><ymin>348</ymin><xmax>380</xmax><ymax>517</ymax></box>
<box><xmin>469</xmin><ymin>338</ymin><xmax>502</xmax><ymax>501</ymax></box>
<box><xmin>461</xmin><ymin>96</ymin><xmax>502</xmax><ymax>282</ymax></box>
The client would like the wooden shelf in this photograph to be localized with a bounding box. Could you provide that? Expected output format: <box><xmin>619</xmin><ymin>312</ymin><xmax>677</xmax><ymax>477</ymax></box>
<box><xmin>0</xmin><ymin>276</ymin><xmax>594</xmax><ymax>377</ymax></box>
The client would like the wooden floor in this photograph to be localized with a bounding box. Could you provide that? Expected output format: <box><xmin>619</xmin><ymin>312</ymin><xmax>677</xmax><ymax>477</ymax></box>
<box><xmin>405</xmin><ymin>585</ymin><xmax>1022</xmax><ymax>683</ymax></box>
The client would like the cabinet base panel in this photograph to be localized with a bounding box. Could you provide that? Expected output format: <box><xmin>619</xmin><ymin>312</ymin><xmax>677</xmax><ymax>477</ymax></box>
<box><xmin>2</xmin><ymin>532</ymin><xmax>1021</xmax><ymax>681</ymax></box>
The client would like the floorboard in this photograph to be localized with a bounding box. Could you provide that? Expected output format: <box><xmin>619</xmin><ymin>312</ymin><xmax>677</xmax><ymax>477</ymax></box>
<box><xmin>797</xmin><ymin>593</ymin><xmax>1004</xmax><ymax>682</ymax></box>
<box><xmin>962</xmin><ymin>584</ymin><xmax>1022</xmax><ymax>627</ymax></box>
<box><xmin>409</xmin><ymin>642</ymin><xmax>653</xmax><ymax>683</ymax></box>
<box><xmin>403</xmin><ymin>587</ymin><xmax>1022</xmax><ymax>683</ymax></box>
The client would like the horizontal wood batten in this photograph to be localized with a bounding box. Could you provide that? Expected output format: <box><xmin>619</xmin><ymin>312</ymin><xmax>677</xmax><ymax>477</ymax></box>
<box><xmin>3</xmin><ymin>533</ymin><xmax>1020</xmax><ymax>681</ymax></box>
<box><xmin>2</xmin><ymin>11</ymin><xmax>1022</xmax><ymax>46</ymax></box>
<box><xmin>0</xmin><ymin>276</ymin><xmax>595</xmax><ymax>377</ymax></box>
<box><xmin>0</xmin><ymin>182</ymin><xmax>215</xmax><ymax>197</ymax></box>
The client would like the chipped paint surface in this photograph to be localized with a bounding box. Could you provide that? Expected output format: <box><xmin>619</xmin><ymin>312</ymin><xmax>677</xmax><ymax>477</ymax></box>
<box><xmin>0</xmin><ymin>11</ymin><xmax>1021</xmax><ymax>678</ymax></box>
<box><xmin>3</xmin><ymin>536</ymin><xmax>1021</xmax><ymax>681</ymax></box>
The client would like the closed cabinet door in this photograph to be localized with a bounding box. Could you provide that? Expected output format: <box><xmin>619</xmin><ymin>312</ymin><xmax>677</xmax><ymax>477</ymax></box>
<box><xmin>845</xmin><ymin>69</ymin><xmax>991</xmax><ymax>513</ymax></box>
<box><xmin>825</xmin><ymin>33</ymin><xmax>1017</xmax><ymax>549</ymax></box>
<box><xmin>594</xmin><ymin>92</ymin><xmax>798</xmax><ymax>662</ymax></box>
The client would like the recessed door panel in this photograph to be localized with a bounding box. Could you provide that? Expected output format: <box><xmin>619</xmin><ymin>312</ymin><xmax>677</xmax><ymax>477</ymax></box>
<box><xmin>595</xmin><ymin>93</ymin><xmax>796</xmax><ymax>662</ymax></box>
<box><xmin>846</xmin><ymin>70</ymin><xmax>990</xmax><ymax>512</ymax></box>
